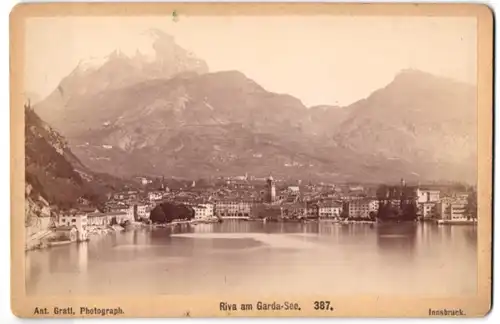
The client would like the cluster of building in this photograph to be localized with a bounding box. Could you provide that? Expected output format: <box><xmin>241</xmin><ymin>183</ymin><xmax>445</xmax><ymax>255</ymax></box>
<box><xmin>50</xmin><ymin>174</ymin><xmax>476</xmax><ymax>242</ymax></box>
<box><xmin>169</xmin><ymin>176</ymin><xmax>475</xmax><ymax>222</ymax></box>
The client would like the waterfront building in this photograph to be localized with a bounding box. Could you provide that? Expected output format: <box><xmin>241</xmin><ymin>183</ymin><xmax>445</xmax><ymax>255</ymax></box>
<box><xmin>56</xmin><ymin>212</ymin><xmax>88</xmax><ymax>241</ymax></box>
<box><xmin>437</xmin><ymin>198</ymin><xmax>468</xmax><ymax>220</ymax></box>
<box><xmin>106</xmin><ymin>204</ymin><xmax>134</xmax><ymax>222</ymax></box>
<box><xmin>416</xmin><ymin>188</ymin><xmax>440</xmax><ymax>203</ymax></box>
<box><xmin>192</xmin><ymin>203</ymin><xmax>215</xmax><ymax>220</ymax></box>
<box><xmin>347</xmin><ymin>199</ymin><xmax>378</xmax><ymax>219</ymax></box>
<box><xmin>87</xmin><ymin>212</ymin><xmax>109</xmax><ymax>226</ymax></box>
<box><xmin>418</xmin><ymin>202</ymin><xmax>438</xmax><ymax>219</ymax></box>
<box><xmin>305</xmin><ymin>203</ymin><xmax>319</xmax><ymax>218</ymax></box>
<box><xmin>317</xmin><ymin>202</ymin><xmax>342</xmax><ymax>218</ymax></box>
<box><xmin>136</xmin><ymin>204</ymin><xmax>149</xmax><ymax>219</ymax></box>
<box><xmin>87</xmin><ymin>211</ymin><xmax>130</xmax><ymax>226</ymax></box>
<box><xmin>215</xmin><ymin>199</ymin><xmax>253</xmax><ymax>217</ymax></box>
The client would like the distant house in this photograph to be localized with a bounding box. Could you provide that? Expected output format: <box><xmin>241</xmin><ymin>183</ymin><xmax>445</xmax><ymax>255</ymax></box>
<box><xmin>113</xmin><ymin>190</ymin><xmax>140</xmax><ymax>202</ymax></box>
<box><xmin>215</xmin><ymin>199</ymin><xmax>253</xmax><ymax>217</ymax></box>
<box><xmin>349</xmin><ymin>185</ymin><xmax>364</xmax><ymax>192</ymax></box>
<box><xmin>136</xmin><ymin>204</ymin><xmax>149</xmax><ymax>219</ymax></box>
<box><xmin>416</xmin><ymin>189</ymin><xmax>440</xmax><ymax>203</ymax></box>
<box><xmin>76</xmin><ymin>196</ymin><xmax>91</xmax><ymax>206</ymax></box>
<box><xmin>106</xmin><ymin>205</ymin><xmax>134</xmax><ymax>221</ymax></box>
<box><xmin>418</xmin><ymin>202</ymin><xmax>438</xmax><ymax>219</ymax></box>
<box><xmin>148</xmin><ymin>191</ymin><xmax>164</xmax><ymax>202</ymax></box>
<box><xmin>192</xmin><ymin>204</ymin><xmax>215</xmax><ymax>220</ymax></box>
<box><xmin>347</xmin><ymin>199</ymin><xmax>378</xmax><ymax>219</ymax></box>
<box><xmin>305</xmin><ymin>203</ymin><xmax>319</xmax><ymax>218</ymax></box>
<box><xmin>437</xmin><ymin>197</ymin><xmax>468</xmax><ymax>220</ymax></box>
<box><xmin>317</xmin><ymin>203</ymin><xmax>342</xmax><ymax>218</ymax></box>
<box><xmin>88</xmin><ymin>211</ymin><xmax>132</xmax><ymax>226</ymax></box>
<box><xmin>57</xmin><ymin>212</ymin><xmax>88</xmax><ymax>241</ymax></box>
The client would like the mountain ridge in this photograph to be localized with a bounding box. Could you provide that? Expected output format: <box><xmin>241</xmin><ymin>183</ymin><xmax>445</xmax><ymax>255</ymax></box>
<box><xmin>25</xmin><ymin>104</ymin><xmax>133</xmax><ymax>211</ymax></box>
<box><xmin>32</xmin><ymin>32</ymin><xmax>477</xmax><ymax>184</ymax></box>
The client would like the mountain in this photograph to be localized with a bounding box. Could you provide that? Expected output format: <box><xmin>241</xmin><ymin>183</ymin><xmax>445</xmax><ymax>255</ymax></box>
<box><xmin>42</xmin><ymin>70</ymin><xmax>359</xmax><ymax>180</ymax></box>
<box><xmin>35</xmin><ymin>29</ymin><xmax>208</xmax><ymax>131</ymax></box>
<box><xmin>23</xmin><ymin>91</ymin><xmax>42</xmax><ymax>105</ymax></box>
<box><xmin>307</xmin><ymin>105</ymin><xmax>350</xmax><ymax>137</ymax></box>
<box><xmin>32</xmin><ymin>32</ymin><xmax>477</xmax><ymax>184</ymax></box>
<box><xmin>333</xmin><ymin>69</ymin><xmax>477</xmax><ymax>183</ymax></box>
<box><xmin>25</xmin><ymin>104</ymin><xmax>132</xmax><ymax>213</ymax></box>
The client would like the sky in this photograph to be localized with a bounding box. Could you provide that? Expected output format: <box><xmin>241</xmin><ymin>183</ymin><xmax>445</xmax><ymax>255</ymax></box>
<box><xmin>24</xmin><ymin>15</ymin><xmax>477</xmax><ymax>107</ymax></box>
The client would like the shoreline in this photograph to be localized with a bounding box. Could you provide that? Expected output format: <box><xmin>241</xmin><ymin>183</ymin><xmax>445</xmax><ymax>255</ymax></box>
<box><xmin>148</xmin><ymin>218</ymin><xmax>478</xmax><ymax>227</ymax></box>
<box><xmin>25</xmin><ymin>224</ymin><xmax>127</xmax><ymax>252</ymax></box>
<box><xmin>27</xmin><ymin>217</ymin><xmax>478</xmax><ymax>251</ymax></box>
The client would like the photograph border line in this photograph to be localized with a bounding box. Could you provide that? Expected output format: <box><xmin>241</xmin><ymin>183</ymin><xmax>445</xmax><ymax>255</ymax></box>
<box><xmin>10</xmin><ymin>2</ymin><xmax>493</xmax><ymax>318</ymax></box>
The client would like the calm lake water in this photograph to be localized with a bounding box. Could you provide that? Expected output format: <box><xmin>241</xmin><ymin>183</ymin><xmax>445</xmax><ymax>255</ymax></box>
<box><xmin>25</xmin><ymin>221</ymin><xmax>477</xmax><ymax>296</ymax></box>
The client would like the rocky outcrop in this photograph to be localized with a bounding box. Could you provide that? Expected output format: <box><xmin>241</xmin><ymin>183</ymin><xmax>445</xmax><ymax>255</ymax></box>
<box><xmin>24</xmin><ymin>104</ymin><xmax>135</xmax><ymax>249</ymax></box>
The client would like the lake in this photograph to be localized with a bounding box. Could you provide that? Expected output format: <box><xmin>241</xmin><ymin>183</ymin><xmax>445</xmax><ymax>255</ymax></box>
<box><xmin>25</xmin><ymin>221</ymin><xmax>477</xmax><ymax>296</ymax></box>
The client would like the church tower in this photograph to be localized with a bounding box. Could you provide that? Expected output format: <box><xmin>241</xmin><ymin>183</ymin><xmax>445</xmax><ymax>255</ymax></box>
<box><xmin>266</xmin><ymin>175</ymin><xmax>276</xmax><ymax>203</ymax></box>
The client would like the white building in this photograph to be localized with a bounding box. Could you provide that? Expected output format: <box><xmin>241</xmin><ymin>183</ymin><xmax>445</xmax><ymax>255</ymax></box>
<box><xmin>318</xmin><ymin>203</ymin><xmax>342</xmax><ymax>218</ymax></box>
<box><xmin>148</xmin><ymin>191</ymin><xmax>164</xmax><ymax>202</ymax></box>
<box><xmin>215</xmin><ymin>200</ymin><xmax>252</xmax><ymax>217</ymax></box>
<box><xmin>57</xmin><ymin>212</ymin><xmax>88</xmax><ymax>241</ymax></box>
<box><xmin>192</xmin><ymin>204</ymin><xmax>215</xmax><ymax>220</ymax></box>
<box><xmin>348</xmin><ymin>199</ymin><xmax>378</xmax><ymax>218</ymax></box>
<box><xmin>288</xmin><ymin>186</ymin><xmax>300</xmax><ymax>193</ymax></box>
<box><xmin>416</xmin><ymin>189</ymin><xmax>440</xmax><ymax>203</ymax></box>
<box><xmin>137</xmin><ymin>204</ymin><xmax>149</xmax><ymax>219</ymax></box>
<box><xmin>87</xmin><ymin>211</ymin><xmax>131</xmax><ymax>226</ymax></box>
<box><xmin>438</xmin><ymin>198</ymin><xmax>468</xmax><ymax>220</ymax></box>
<box><xmin>418</xmin><ymin>202</ymin><xmax>438</xmax><ymax>219</ymax></box>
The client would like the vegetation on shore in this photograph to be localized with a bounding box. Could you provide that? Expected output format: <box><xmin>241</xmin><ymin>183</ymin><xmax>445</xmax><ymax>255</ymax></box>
<box><xmin>149</xmin><ymin>202</ymin><xmax>195</xmax><ymax>224</ymax></box>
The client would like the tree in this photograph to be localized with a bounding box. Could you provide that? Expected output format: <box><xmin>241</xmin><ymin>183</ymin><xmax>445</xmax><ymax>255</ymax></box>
<box><xmin>150</xmin><ymin>205</ymin><xmax>167</xmax><ymax>223</ymax></box>
<box><xmin>376</xmin><ymin>185</ymin><xmax>389</xmax><ymax>200</ymax></box>
<box><xmin>149</xmin><ymin>202</ymin><xmax>194</xmax><ymax>223</ymax></box>
<box><xmin>401</xmin><ymin>202</ymin><xmax>418</xmax><ymax>221</ymax></box>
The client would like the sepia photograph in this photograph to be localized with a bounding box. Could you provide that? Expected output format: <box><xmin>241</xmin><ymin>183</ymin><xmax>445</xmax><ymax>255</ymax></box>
<box><xmin>11</xmin><ymin>2</ymin><xmax>492</xmax><ymax>318</ymax></box>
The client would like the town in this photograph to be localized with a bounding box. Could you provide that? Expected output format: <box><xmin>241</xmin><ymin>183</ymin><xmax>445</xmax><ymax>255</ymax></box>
<box><xmin>27</xmin><ymin>173</ymin><xmax>477</xmax><ymax>248</ymax></box>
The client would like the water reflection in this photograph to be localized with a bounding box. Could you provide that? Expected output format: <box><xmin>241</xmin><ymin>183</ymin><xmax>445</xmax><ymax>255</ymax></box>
<box><xmin>77</xmin><ymin>243</ymin><xmax>88</xmax><ymax>272</ymax></box>
<box><xmin>462</xmin><ymin>227</ymin><xmax>478</xmax><ymax>249</ymax></box>
<box><xmin>376</xmin><ymin>223</ymin><xmax>418</xmax><ymax>257</ymax></box>
<box><xmin>25</xmin><ymin>222</ymin><xmax>478</xmax><ymax>296</ymax></box>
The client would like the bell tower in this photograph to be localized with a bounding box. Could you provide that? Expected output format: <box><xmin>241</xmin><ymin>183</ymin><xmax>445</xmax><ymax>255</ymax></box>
<box><xmin>266</xmin><ymin>175</ymin><xmax>276</xmax><ymax>203</ymax></box>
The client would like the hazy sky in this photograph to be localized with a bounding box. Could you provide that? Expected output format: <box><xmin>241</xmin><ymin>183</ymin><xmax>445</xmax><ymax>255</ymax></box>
<box><xmin>24</xmin><ymin>16</ymin><xmax>476</xmax><ymax>106</ymax></box>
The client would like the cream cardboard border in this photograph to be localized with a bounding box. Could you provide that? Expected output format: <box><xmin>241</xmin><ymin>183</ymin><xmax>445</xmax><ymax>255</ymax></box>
<box><xmin>10</xmin><ymin>2</ymin><xmax>493</xmax><ymax>318</ymax></box>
